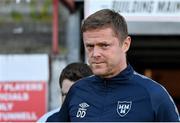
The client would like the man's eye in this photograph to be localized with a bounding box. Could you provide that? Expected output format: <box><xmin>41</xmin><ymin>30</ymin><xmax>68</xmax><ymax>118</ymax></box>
<box><xmin>101</xmin><ymin>44</ymin><xmax>110</xmax><ymax>48</ymax></box>
<box><xmin>86</xmin><ymin>44</ymin><xmax>94</xmax><ymax>48</ymax></box>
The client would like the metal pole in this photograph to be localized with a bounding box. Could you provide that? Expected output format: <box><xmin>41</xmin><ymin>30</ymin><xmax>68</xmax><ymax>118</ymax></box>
<box><xmin>52</xmin><ymin>0</ymin><xmax>59</xmax><ymax>54</ymax></box>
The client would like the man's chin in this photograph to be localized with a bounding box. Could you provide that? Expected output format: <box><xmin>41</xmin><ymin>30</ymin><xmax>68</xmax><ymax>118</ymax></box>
<box><xmin>91</xmin><ymin>63</ymin><xmax>106</xmax><ymax>69</ymax></box>
<box><xmin>92</xmin><ymin>70</ymin><xmax>106</xmax><ymax>76</ymax></box>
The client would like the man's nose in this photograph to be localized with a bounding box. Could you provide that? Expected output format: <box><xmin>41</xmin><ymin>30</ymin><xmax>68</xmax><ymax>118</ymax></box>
<box><xmin>92</xmin><ymin>46</ymin><xmax>101</xmax><ymax>57</ymax></box>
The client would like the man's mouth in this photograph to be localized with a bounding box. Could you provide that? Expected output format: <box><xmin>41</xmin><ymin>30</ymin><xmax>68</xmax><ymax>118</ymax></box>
<box><xmin>92</xmin><ymin>62</ymin><xmax>104</xmax><ymax>65</ymax></box>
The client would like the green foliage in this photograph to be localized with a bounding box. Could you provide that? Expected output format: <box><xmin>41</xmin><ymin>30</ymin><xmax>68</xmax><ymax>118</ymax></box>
<box><xmin>30</xmin><ymin>0</ymin><xmax>52</xmax><ymax>22</ymax></box>
<box><xmin>11</xmin><ymin>11</ymin><xmax>23</xmax><ymax>22</ymax></box>
<box><xmin>0</xmin><ymin>0</ymin><xmax>53</xmax><ymax>23</ymax></box>
<box><xmin>5</xmin><ymin>0</ymin><xmax>11</xmax><ymax>4</ymax></box>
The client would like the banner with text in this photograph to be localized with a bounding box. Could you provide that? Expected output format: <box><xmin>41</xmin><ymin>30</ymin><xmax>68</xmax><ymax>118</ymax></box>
<box><xmin>0</xmin><ymin>81</ymin><xmax>47</xmax><ymax>122</ymax></box>
<box><xmin>85</xmin><ymin>0</ymin><xmax>180</xmax><ymax>22</ymax></box>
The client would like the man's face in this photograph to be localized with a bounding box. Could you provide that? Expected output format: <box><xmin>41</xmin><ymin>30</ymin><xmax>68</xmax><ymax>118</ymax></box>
<box><xmin>83</xmin><ymin>27</ymin><xmax>130</xmax><ymax>78</ymax></box>
<box><xmin>61</xmin><ymin>79</ymin><xmax>74</xmax><ymax>102</ymax></box>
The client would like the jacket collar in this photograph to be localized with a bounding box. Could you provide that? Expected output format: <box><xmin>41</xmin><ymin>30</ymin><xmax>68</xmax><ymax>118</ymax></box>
<box><xmin>94</xmin><ymin>64</ymin><xmax>134</xmax><ymax>82</ymax></box>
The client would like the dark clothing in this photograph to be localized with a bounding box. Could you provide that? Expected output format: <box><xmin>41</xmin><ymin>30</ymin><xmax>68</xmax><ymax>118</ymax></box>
<box><xmin>47</xmin><ymin>65</ymin><xmax>179</xmax><ymax>122</ymax></box>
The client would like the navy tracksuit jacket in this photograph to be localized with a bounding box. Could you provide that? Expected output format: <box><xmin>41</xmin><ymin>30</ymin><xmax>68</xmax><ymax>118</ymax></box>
<box><xmin>47</xmin><ymin>64</ymin><xmax>180</xmax><ymax>122</ymax></box>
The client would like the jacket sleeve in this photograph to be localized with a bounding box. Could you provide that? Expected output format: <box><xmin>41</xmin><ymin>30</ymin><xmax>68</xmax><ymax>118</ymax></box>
<box><xmin>46</xmin><ymin>92</ymin><xmax>71</xmax><ymax>122</ymax></box>
<box><xmin>155</xmin><ymin>91</ymin><xmax>180</xmax><ymax>121</ymax></box>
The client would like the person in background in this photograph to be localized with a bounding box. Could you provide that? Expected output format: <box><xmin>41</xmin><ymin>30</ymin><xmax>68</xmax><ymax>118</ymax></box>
<box><xmin>37</xmin><ymin>62</ymin><xmax>92</xmax><ymax>122</ymax></box>
<box><xmin>47</xmin><ymin>9</ymin><xmax>180</xmax><ymax>122</ymax></box>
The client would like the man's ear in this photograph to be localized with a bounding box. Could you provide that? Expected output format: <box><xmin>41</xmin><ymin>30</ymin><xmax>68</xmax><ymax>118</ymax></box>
<box><xmin>122</xmin><ymin>36</ymin><xmax>131</xmax><ymax>53</ymax></box>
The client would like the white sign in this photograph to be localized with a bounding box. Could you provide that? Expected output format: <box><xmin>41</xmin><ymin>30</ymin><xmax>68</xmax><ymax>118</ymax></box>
<box><xmin>84</xmin><ymin>0</ymin><xmax>180</xmax><ymax>22</ymax></box>
<box><xmin>0</xmin><ymin>54</ymin><xmax>49</xmax><ymax>81</ymax></box>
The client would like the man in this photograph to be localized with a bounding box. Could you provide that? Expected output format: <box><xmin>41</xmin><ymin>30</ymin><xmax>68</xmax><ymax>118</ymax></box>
<box><xmin>37</xmin><ymin>62</ymin><xmax>92</xmax><ymax>122</ymax></box>
<box><xmin>47</xmin><ymin>9</ymin><xmax>180</xmax><ymax>122</ymax></box>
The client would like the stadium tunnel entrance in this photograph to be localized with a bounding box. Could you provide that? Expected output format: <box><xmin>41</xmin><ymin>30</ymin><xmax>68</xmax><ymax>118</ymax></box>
<box><xmin>127</xmin><ymin>35</ymin><xmax>180</xmax><ymax>112</ymax></box>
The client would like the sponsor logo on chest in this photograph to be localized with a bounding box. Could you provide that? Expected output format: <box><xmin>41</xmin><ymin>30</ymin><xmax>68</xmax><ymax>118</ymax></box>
<box><xmin>117</xmin><ymin>101</ymin><xmax>132</xmax><ymax>117</ymax></box>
